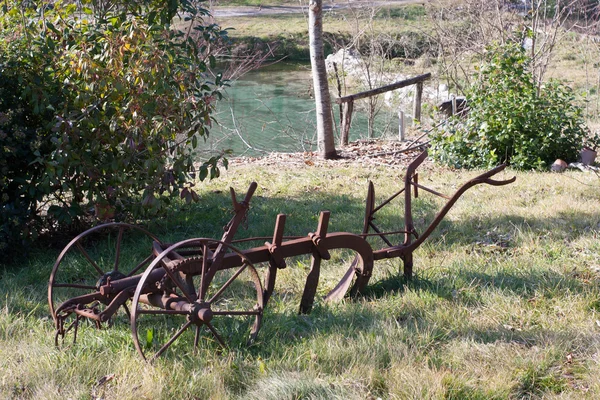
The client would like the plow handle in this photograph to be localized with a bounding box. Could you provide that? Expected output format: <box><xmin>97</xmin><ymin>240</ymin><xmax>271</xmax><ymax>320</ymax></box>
<box><xmin>231</xmin><ymin>181</ymin><xmax>258</xmax><ymax>212</ymax></box>
<box><xmin>243</xmin><ymin>182</ymin><xmax>258</xmax><ymax>204</ymax></box>
<box><xmin>399</xmin><ymin>164</ymin><xmax>515</xmax><ymax>254</ymax></box>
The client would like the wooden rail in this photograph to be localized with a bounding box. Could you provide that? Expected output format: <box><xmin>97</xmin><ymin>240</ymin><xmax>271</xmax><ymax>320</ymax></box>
<box><xmin>337</xmin><ymin>73</ymin><xmax>432</xmax><ymax>146</ymax></box>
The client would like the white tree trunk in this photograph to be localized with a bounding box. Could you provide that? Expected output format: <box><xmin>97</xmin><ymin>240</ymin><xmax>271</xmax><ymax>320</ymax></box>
<box><xmin>308</xmin><ymin>0</ymin><xmax>337</xmax><ymax>159</ymax></box>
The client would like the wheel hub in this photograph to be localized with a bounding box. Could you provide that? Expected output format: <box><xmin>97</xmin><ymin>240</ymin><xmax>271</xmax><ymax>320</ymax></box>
<box><xmin>190</xmin><ymin>302</ymin><xmax>213</xmax><ymax>324</ymax></box>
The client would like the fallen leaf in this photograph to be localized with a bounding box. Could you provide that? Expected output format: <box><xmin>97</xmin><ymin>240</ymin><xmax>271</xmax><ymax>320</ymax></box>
<box><xmin>95</xmin><ymin>374</ymin><xmax>115</xmax><ymax>387</ymax></box>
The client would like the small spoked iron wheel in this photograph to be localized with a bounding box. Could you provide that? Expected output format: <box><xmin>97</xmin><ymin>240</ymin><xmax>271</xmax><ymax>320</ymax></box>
<box><xmin>130</xmin><ymin>238</ymin><xmax>264</xmax><ymax>361</ymax></box>
<box><xmin>48</xmin><ymin>222</ymin><xmax>160</xmax><ymax>344</ymax></box>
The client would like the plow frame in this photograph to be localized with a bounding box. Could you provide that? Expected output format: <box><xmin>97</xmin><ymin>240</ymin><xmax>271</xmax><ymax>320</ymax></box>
<box><xmin>48</xmin><ymin>150</ymin><xmax>515</xmax><ymax>359</ymax></box>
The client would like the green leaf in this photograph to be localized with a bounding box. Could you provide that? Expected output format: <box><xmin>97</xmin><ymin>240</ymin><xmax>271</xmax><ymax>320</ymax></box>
<box><xmin>199</xmin><ymin>166</ymin><xmax>208</xmax><ymax>181</ymax></box>
<box><xmin>145</xmin><ymin>328</ymin><xmax>154</xmax><ymax>348</ymax></box>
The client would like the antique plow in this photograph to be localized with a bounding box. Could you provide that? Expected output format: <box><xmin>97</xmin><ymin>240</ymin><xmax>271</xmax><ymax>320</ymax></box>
<box><xmin>48</xmin><ymin>150</ymin><xmax>515</xmax><ymax>360</ymax></box>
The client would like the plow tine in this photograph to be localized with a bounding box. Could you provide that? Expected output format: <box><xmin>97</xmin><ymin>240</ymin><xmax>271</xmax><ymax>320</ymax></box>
<box><xmin>325</xmin><ymin>256</ymin><xmax>360</xmax><ymax>302</ymax></box>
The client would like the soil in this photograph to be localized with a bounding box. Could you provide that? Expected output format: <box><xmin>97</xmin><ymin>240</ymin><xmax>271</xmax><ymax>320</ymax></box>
<box><xmin>228</xmin><ymin>138</ymin><xmax>432</xmax><ymax>169</ymax></box>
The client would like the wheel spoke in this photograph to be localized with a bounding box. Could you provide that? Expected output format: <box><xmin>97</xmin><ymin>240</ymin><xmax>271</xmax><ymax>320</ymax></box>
<box><xmin>207</xmin><ymin>262</ymin><xmax>249</xmax><ymax>304</ymax></box>
<box><xmin>75</xmin><ymin>242</ymin><xmax>104</xmax><ymax>275</ymax></box>
<box><xmin>199</xmin><ymin>243</ymin><xmax>209</xmax><ymax>301</ymax></box>
<box><xmin>205</xmin><ymin>322</ymin><xmax>226</xmax><ymax>347</ymax></box>
<box><xmin>127</xmin><ymin>254</ymin><xmax>155</xmax><ymax>277</ymax></box>
<box><xmin>114</xmin><ymin>226</ymin><xmax>125</xmax><ymax>272</ymax></box>
<box><xmin>194</xmin><ymin>326</ymin><xmax>201</xmax><ymax>350</ymax></box>
<box><xmin>152</xmin><ymin>320</ymin><xmax>193</xmax><ymax>361</ymax></box>
<box><xmin>122</xmin><ymin>303</ymin><xmax>131</xmax><ymax>319</ymax></box>
<box><xmin>185</xmin><ymin>274</ymin><xmax>197</xmax><ymax>301</ymax></box>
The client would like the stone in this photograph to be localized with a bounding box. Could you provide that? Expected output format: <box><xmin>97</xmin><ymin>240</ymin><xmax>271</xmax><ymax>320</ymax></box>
<box><xmin>551</xmin><ymin>159</ymin><xmax>568</xmax><ymax>172</ymax></box>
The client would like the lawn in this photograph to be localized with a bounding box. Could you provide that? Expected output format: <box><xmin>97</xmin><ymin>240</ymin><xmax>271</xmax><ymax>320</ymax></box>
<box><xmin>1</xmin><ymin>159</ymin><xmax>600</xmax><ymax>399</ymax></box>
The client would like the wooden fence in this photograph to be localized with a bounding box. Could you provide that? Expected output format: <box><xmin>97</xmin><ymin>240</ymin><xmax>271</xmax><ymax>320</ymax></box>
<box><xmin>335</xmin><ymin>73</ymin><xmax>431</xmax><ymax>146</ymax></box>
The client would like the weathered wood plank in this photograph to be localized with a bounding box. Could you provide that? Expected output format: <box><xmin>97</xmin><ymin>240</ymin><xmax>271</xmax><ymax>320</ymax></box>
<box><xmin>335</xmin><ymin>73</ymin><xmax>431</xmax><ymax>104</ymax></box>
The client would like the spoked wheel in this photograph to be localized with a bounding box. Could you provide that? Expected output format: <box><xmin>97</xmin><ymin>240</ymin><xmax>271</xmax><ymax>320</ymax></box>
<box><xmin>48</xmin><ymin>222</ymin><xmax>161</xmax><ymax>344</ymax></box>
<box><xmin>131</xmin><ymin>238</ymin><xmax>264</xmax><ymax>361</ymax></box>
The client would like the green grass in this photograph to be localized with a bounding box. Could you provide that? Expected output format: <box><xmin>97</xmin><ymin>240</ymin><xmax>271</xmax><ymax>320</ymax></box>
<box><xmin>215</xmin><ymin>3</ymin><xmax>430</xmax><ymax>61</ymax></box>
<box><xmin>2</xmin><ymin>162</ymin><xmax>600</xmax><ymax>398</ymax></box>
<box><xmin>215</xmin><ymin>0</ymin><xmax>296</xmax><ymax>7</ymax></box>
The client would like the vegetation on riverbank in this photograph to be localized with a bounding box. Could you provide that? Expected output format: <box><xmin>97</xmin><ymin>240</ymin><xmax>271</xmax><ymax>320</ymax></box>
<box><xmin>2</xmin><ymin>161</ymin><xmax>600</xmax><ymax>398</ymax></box>
<box><xmin>216</xmin><ymin>4</ymin><xmax>430</xmax><ymax>61</ymax></box>
<box><xmin>216</xmin><ymin>1</ymin><xmax>600</xmax><ymax>127</ymax></box>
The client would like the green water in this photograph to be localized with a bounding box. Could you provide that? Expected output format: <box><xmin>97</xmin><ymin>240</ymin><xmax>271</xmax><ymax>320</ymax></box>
<box><xmin>204</xmin><ymin>62</ymin><xmax>398</xmax><ymax>156</ymax></box>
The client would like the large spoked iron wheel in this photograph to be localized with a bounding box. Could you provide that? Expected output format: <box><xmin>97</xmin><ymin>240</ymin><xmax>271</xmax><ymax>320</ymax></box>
<box><xmin>130</xmin><ymin>238</ymin><xmax>264</xmax><ymax>361</ymax></box>
<box><xmin>48</xmin><ymin>223</ymin><xmax>160</xmax><ymax>343</ymax></box>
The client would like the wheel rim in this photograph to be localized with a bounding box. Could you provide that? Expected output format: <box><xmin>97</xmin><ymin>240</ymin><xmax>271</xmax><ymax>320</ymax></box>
<box><xmin>48</xmin><ymin>223</ymin><xmax>160</xmax><ymax>341</ymax></box>
<box><xmin>131</xmin><ymin>238</ymin><xmax>264</xmax><ymax>361</ymax></box>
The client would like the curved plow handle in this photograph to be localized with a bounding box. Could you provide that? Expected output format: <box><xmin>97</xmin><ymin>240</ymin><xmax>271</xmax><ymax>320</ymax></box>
<box><xmin>230</xmin><ymin>181</ymin><xmax>258</xmax><ymax>212</ymax></box>
<box><xmin>392</xmin><ymin>163</ymin><xmax>516</xmax><ymax>255</ymax></box>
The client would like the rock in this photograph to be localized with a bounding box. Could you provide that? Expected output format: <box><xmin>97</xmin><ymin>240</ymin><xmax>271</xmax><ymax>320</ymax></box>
<box><xmin>325</xmin><ymin>48</ymin><xmax>361</xmax><ymax>74</ymax></box>
<box><xmin>438</xmin><ymin>96</ymin><xmax>468</xmax><ymax>117</ymax></box>
<box><xmin>551</xmin><ymin>159</ymin><xmax>568</xmax><ymax>172</ymax></box>
<box><xmin>580</xmin><ymin>147</ymin><xmax>597</xmax><ymax>165</ymax></box>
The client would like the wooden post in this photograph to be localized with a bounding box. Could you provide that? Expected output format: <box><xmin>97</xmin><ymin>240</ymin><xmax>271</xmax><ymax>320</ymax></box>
<box><xmin>340</xmin><ymin>100</ymin><xmax>353</xmax><ymax>146</ymax></box>
<box><xmin>398</xmin><ymin>110</ymin><xmax>405</xmax><ymax>141</ymax></box>
<box><xmin>332</xmin><ymin>62</ymin><xmax>344</xmax><ymax>128</ymax></box>
<box><xmin>412</xmin><ymin>82</ymin><xmax>423</xmax><ymax>124</ymax></box>
<box><xmin>451</xmin><ymin>94</ymin><xmax>457</xmax><ymax>116</ymax></box>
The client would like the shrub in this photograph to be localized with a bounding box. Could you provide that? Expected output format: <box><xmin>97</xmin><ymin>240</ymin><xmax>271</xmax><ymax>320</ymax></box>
<box><xmin>0</xmin><ymin>59</ymin><xmax>55</xmax><ymax>249</ymax></box>
<box><xmin>430</xmin><ymin>42</ymin><xmax>589</xmax><ymax>170</ymax></box>
<box><xmin>0</xmin><ymin>1</ymin><xmax>228</xmax><ymax>253</ymax></box>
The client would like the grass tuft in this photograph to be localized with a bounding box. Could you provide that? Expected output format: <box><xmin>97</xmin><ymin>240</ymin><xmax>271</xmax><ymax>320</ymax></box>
<box><xmin>2</xmin><ymin>163</ymin><xmax>600</xmax><ymax>398</ymax></box>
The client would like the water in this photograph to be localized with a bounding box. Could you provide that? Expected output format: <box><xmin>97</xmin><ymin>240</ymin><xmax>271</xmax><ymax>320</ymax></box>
<box><xmin>203</xmin><ymin>62</ymin><xmax>400</xmax><ymax>157</ymax></box>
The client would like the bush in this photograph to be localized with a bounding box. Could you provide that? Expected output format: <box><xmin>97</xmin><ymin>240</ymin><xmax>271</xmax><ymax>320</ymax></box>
<box><xmin>430</xmin><ymin>42</ymin><xmax>589</xmax><ymax>170</ymax></box>
<box><xmin>0</xmin><ymin>59</ymin><xmax>55</xmax><ymax>249</ymax></box>
<box><xmin>0</xmin><ymin>1</ymin><xmax>228</xmax><ymax>253</ymax></box>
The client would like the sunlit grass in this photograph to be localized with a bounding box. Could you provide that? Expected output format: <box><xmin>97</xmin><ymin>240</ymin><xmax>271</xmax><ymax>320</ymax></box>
<box><xmin>2</xmin><ymin>161</ymin><xmax>600</xmax><ymax>398</ymax></box>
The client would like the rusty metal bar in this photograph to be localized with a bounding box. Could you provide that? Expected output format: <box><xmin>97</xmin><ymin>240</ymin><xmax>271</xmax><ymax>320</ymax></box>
<box><xmin>299</xmin><ymin>211</ymin><xmax>331</xmax><ymax>314</ymax></box>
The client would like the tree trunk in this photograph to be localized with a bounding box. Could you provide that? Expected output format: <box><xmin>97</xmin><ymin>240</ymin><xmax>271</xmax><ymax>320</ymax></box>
<box><xmin>308</xmin><ymin>0</ymin><xmax>337</xmax><ymax>159</ymax></box>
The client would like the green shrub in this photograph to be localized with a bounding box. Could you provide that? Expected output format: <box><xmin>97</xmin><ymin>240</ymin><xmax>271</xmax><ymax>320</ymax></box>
<box><xmin>430</xmin><ymin>42</ymin><xmax>588</xmax><ymax>170</ymax></box>
<box><xmin>0</xmin><ymin>1</ymin><xmax>228</xmax><ymax>253</ymax></box>
<box><xmin>0</xmin><ymin>60</ymin><xmax>55</xmax><ymax>249</ymax></box>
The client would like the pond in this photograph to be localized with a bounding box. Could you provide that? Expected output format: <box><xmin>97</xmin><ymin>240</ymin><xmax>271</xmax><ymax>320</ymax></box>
<box><xmin>202</xmin><ymin>62</ymin><xmax>402</xmax><ymax>157</ymax></box>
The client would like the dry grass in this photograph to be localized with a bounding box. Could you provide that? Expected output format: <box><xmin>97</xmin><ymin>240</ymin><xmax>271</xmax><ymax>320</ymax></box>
<box><xmin>2</xmin><ymin>160</ymin><xmax>600</xmax><ymax>399</ymax></box>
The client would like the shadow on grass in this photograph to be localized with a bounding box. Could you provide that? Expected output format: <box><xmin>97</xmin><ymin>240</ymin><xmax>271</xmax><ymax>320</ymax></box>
<box><xmin>149</xmin><ymin>183</ymin><xmax>600</xmax><ymax>251</ymax></box>
<box><xmin>3</xmin><ymin>178</ymin><xmax>600</xmax><ymax>378</ymax></box>
<box><xmin>362</xmin><ymin>261</ymin><xmax>589</xmax><ymax>302</ymax></box>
